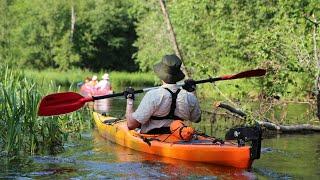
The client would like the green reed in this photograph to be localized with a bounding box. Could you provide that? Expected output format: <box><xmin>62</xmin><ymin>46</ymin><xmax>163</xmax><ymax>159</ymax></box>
<box><xmin>108</xmin><ymin>71</ymin><xmax>158</xmax><ymax>91</ymax></box>
<box><xmin>23</xmin><ymin>68</ymin><xmax>158</xmax><ymax>91</ymax></box>
<box><xmin>0</xmin><ymin>68</ymin><xmax>156</xmax><ymax>156</ymax></box>
<box><xmin>23</xmin><ymin>68</ymin><xmax>93</xmax><ymax>87</ymax></box>
<box><xmin>0</xmin><ymin>67</ymin><xmax>92</xmax><ymax>157</ymax></box>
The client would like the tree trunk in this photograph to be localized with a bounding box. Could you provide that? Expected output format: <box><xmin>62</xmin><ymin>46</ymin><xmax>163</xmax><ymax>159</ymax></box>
<box><xmin>158</xmin><ymin>0</ymin><xmax>189</xmax><ymax>78</ymax></box>
<box><xmin>311</xmin><ymin>14</ymin><xmax>320</xmax><ymax>120</ymax></box>
<box><xmin>70</xmin><ymin>4</ymin><xmax>76</xmax><ymax>42</ymax></box>
<box><xmin>258</xmin><ymin>121</ymin><xmax>320</xmax><ymax>133</ymax></box>
<box><xmin>317</xmin><ymin>76</ymin><xmax>320</xmax><ymax>119</ymax></box>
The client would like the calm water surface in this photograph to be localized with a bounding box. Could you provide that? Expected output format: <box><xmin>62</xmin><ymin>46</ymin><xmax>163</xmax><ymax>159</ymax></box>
<box><xmin>1</xmin><ymin>94</ymin><xmax>319</xmax><ymax>179</ymax></box>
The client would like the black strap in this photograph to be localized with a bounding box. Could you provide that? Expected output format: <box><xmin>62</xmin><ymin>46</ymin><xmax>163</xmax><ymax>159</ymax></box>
<box><xmin>151</xmin><ymin>88</ymin><xmax>183</xmax><ymax>120</ymax></box>
<box><xmin>146</xmin><ymin>127</ymin><xmax>171</xmax><ymax>134</ymax></box>
<box><xmin>179</xmin><ymin>126</ymin><xmax>185</xmax><ymax>139</ymax></box>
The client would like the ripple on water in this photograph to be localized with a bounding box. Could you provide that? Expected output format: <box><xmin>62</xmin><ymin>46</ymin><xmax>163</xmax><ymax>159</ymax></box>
<box><xmin>29</xmin><ymin>156</ymin><xmax>255</xmax><ymax>179</ymax></box>
<box><xmin>32</xmin><ymin>156</ymin><xmax>77</xmax><ymax>164</ymax></box>
<box><xmin>254</xmin><ymin>167</ymin><xmax>293</xmax><ymax>179</ymax></box>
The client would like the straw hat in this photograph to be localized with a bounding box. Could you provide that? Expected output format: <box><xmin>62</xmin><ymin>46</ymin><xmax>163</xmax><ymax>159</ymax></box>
<box><xmin>92</xmin><ymin>75</ymin><xmax>98</xmax><ymax>81</ymax></box>
<box><xmin>102</xmin><ymin>73</ymin><xmax>109</xmax><ymax>80</ymax></box>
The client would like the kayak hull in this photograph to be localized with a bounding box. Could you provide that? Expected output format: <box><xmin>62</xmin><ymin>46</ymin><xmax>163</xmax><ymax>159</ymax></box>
<box><xmin>93</xmin><ymin>112</ymin><xmax>253</xmax><ymax>169</ymax></box>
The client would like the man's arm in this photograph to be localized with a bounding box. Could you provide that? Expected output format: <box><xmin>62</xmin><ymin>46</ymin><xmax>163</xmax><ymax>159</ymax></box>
<box><xmin>126</xmin><ymin>99</ymin><xmax>141</xmax><ymax>130</ymax></box>
<box><xmin>189</xmin><ymin>95</ymin><xmax>201</xmax><ymax>123</ymax></box>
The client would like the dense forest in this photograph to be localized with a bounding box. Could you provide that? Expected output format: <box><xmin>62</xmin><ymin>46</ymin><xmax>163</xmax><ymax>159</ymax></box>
<box><xmin>0</xmin><ymin>0</ymin><xmax>319</xmax><ymax>99</ymax></box>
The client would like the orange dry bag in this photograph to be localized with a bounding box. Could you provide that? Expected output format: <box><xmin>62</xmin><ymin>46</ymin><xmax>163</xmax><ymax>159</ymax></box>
<box><xmin>170</xmin><ymin>120</ymin><xmax>195</xmax><ymax>141</ymax></box>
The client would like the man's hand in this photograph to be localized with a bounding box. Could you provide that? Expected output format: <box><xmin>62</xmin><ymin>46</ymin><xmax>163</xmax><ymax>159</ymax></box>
<box><xmin>124</xmin><ymin>87</ymin><xmax>135</xmax><ymax>100</ymax></box>
<box><xmin>182</xmin><ymin>79</ymin><xmax>196</xmax><ymax>92</ymax></box>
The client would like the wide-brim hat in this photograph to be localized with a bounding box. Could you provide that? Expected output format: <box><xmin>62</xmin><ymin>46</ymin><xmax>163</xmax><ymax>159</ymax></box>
<box><xmin>92</xmin><ymin>75</ymin><xmax>98</xmax><ymax>81</ymax></box>
<box><xmin>153</xmin><ymin>54</ymin><xmax>185</xmax><ymax>84</ymax></box>
<box><xmin>102</xmin><ymin>73</ymin><xmax>109</xmax><ymax>80</ymax></box>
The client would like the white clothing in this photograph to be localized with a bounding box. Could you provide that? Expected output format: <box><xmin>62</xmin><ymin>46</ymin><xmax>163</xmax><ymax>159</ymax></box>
<box><xmin>132</xmin><ymin>84</ymin><xmax>201</xmax><ymax>133</ymax></box>
<box><xmin>96</xmin><ymin>79</ymin><xmax>111</xmax><ymax>90</ymax></box>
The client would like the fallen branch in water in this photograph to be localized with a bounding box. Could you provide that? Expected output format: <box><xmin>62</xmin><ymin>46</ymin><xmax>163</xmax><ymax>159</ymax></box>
<box><xmin>211</xmin><ymin>102</ymin><xmax>320</xmax><ymax>133</ymax></box>
<box><xmin>257</xmin><ymin>120</ymin><xmax>320</xmax><ymax>133</ymax></box>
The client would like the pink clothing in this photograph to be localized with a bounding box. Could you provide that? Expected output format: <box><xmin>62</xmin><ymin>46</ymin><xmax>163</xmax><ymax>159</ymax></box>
<box><xmin>80</xmin><ymin>81</ymin><xmax>112</xmax><ymax>97</ymax></box>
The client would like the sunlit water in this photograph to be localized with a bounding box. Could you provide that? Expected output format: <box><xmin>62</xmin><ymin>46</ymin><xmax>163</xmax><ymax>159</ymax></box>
<box><xmin>1</xmin><ymin>94</ymin><xmax>319</xmax><ymax>179</ymax></box>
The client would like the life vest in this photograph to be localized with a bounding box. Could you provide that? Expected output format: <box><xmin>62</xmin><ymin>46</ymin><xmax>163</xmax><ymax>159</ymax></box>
<box><xmin>150</xmin><ymin>88</ymin><xmax>183</xmax><ymax>120</ymax></box>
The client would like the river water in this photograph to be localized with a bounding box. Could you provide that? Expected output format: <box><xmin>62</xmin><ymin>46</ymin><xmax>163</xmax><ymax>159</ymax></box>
<box><xmin>1</xmin><ymin>95</ymin><xmax>319</xmax><ymax>179</ymax></box>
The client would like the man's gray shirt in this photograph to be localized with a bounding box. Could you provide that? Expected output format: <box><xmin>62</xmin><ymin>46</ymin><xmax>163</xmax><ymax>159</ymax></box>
<box><xmin>132</xmin><ymin>84</ymin><xmax>201</xmax><ymax>133</ymax></box>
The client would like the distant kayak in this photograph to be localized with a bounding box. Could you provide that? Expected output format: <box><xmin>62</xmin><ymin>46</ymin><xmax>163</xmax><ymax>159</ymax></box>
<box><xmin>80</xmin><ymin>84</ymin><xmax>113</xmax><ymax>97</ymax></box>
<box><xmin>92</xmin><ymin>112</ymin><xmax>262</xmax><ymax>169</ymax></box>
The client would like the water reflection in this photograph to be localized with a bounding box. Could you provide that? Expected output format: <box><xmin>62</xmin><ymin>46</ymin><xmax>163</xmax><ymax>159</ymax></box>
<box><xmin>1</xmin><ymin>130</ymin><xmax>319</xmax><ymax>179</ymax></box>
<box><xmin>90</xmin><ymin>94</ymin><xmax>320</xmax><ymax>179</ymax></box>
<box><xmin>254</xmin><ymin>134</ymin><xmax>320</xmax><ymax>179</ymax></box>
<box><xmin>2</xmin><ymin>91</ymin><xmax>319</xmax><ymax>179</ymax></box>
<box><xmin>92</xmin><ymin>130</ymin><xmax>255</xmax><ymax>179</ymax></box>
<box><xmin>94</xmin><ymin>99</ymin><xmax>112</xmax><ymax>114</ymax></box>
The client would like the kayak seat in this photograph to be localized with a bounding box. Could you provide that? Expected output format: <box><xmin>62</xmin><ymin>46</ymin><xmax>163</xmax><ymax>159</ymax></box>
<box><xmin>103</xmin><ymin>118</ymin><xmax>121</xmax><ymax>125</ymax></box>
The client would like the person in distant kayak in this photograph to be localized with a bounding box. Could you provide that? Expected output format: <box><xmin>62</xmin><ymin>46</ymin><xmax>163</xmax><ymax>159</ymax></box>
<box><xmin>77</xmin><ymin>76</ymin><xmax>91</xmax><ymax>88</ymax></box>
<box><xmin>96</xmin><ymin>73</ymin><xmax>112</xmax><ymax>91</ymax></box>
<box><xmin>124</xmin><ymin>54</ymin><xmax>201</xmax><ymax>134</ymax></box>
<box><xmin>88</xmin><ymin>75</ymin><xmax>98</xmax><ymax>87</ymax></box>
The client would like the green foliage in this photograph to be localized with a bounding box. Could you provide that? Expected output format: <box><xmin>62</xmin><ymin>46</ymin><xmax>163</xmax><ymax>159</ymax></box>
<box><xmin>1</xmin><ymin>0</ymin><xmax>320</xmax><ymax>100</ymax></box>
<box><xmin>131</xmin><ymin>0</ymin><xmax>173</xmax><ymax>72</ymax></box>
<box><xmin>0</xmin><ymin>0</ymin><xmax>138</xmax><ymax>71</ymax></box>
<box><xmin>23</xmin><ymin>68</ymin><xmax>93</xmax><ymax>88</ymax></box>
<box><xmin>0</xmin><ymin>66</ymin><xmax>91</xmax><ymax>156</ymax></box>
<box><xmin>109</xmin><ymin>71</ymin><xmax>158</xmax><ymax>91</ymax></box>
<box><xmin>73</xmin><ymin>0</ymin><xmax>138</xmax><ymax>71</ymax></box>
<box><xmin>23</xmin><ymin>68</ymin><xmax>157</xmax><ymax>91</ymax></box>
<box><xmin>133</xmin><ymin>0</ymin><xmax>320</xmax><ymax>100</ymax></box>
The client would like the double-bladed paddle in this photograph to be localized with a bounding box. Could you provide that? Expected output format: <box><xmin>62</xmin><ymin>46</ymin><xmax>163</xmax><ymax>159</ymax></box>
<box><xmin>38</xmin><ymin>69</ymin><xmax>266</xmax><ymax>116</ymax></box>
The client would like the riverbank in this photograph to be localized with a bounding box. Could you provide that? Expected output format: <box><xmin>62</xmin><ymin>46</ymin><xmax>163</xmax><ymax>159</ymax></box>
<box><xmin>23</xmin><ymin>69</ymin><xmax>158</xmax><ymax>91</ymax></box>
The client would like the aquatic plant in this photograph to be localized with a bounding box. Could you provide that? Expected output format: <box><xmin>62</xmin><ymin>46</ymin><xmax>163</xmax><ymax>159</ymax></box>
<box><xmin>0</xmin><ymin>66</ymin><xmax>91</xmax><ymax>156</ymax></box>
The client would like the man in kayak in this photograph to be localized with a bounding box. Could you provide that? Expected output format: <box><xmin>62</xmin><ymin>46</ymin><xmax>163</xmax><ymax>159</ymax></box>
<box><xmin>125</xmin><ymin>54</ymin><xmax>201</xmax><ymax>134</ymax></box>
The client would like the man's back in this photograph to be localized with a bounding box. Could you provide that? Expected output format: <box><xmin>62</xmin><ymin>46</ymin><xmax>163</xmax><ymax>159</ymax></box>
<box><xmin>132</xmin><ymin>84</ymin><xmax>201</xmax><ymax>133</ymax></box>
<box><xmin>125</xmin><ymin>54</ymin><xmax>201</xmax><ymax>133</ymax></box>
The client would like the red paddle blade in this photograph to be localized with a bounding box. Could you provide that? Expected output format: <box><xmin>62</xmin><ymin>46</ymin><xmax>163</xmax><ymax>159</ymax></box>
<box><xmin>38</xmin><ymin>92</ymin><xmax>93</xmax><ymax>116</ymax></box>
<box><xmin>221</xmin><ymin>69</ymin><xmax>266</xmax><ymax>80</ymax></box>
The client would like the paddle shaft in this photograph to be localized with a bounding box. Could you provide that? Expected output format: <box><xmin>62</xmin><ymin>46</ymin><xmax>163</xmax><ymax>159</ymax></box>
<box><xmin>88</xmin><ymin>75</ymin><xmax>254</xmax><ymax>101</ymax></box>
<box><xmin>38</xmin><ymin>69</ymin><xmax>266</xmax><ymax>116</ymax></box>
<box><xmin>92</xmin><ymin>89</ymin><xmax>144</xmax><ymax>101</ymax></box>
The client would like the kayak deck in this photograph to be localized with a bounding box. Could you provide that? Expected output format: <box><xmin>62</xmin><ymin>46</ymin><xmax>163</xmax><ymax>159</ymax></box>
<box><xmin>93</xmin><ymin>112</ymin><xmax>253</xmax><ymax>169</ymax></box>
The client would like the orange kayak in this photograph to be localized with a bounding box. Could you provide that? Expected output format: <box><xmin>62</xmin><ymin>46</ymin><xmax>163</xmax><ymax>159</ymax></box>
<box><xmin>93</xmin><ymin>112</ymin><xmax>261</xmax><ymax>169</ymax></box>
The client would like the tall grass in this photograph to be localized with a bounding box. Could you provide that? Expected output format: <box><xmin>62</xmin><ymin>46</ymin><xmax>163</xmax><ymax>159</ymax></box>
<box><xmin>23</xmin><ymin>68</ymin><xmax>159</xmax><ymax>92</ymax></box>
<box><xmin>23</xmin><ymin>68</ymin><xmax>93</xmax><ymax>87</ymax></box>
<box><xmin>109</xmin><ymin>71</ymin><xmax>159</xmax><ymax>91</ymax></box>
<box><xmin>0</xmin><ymin>67</ymin><xmax>92</xmax><ymax>157</ymax></box>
